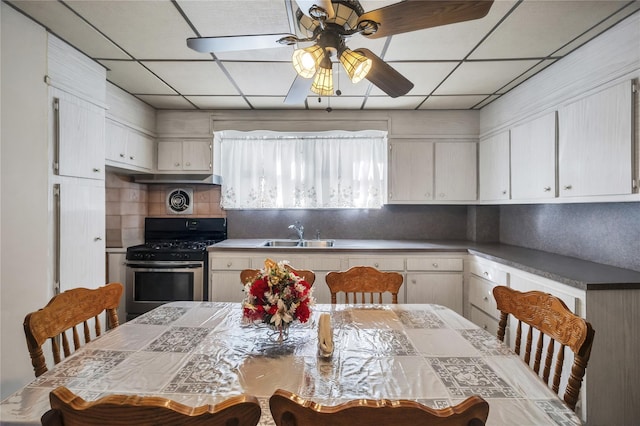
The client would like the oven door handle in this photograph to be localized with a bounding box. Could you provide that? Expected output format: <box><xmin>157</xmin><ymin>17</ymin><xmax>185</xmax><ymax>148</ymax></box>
<box><xmin>126</xmin><ymin>263</ymin><xmax>203</xmax><ymax>269</ymax></box>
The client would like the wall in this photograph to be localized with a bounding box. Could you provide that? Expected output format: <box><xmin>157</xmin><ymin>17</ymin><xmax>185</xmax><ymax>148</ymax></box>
<box><xmin>500</xmin><ymin>203</ymin><xmax>640</xmax><ymax>272</ymax></box>
<box><xmin>1</xmin><ymin>4</ymin><xmax>50</xmax><ymax>399</ymax></box>
<box><xmin>227</xmin><ymin>205</ymin><xmax>469</xmax><ymax>240</ymax></box>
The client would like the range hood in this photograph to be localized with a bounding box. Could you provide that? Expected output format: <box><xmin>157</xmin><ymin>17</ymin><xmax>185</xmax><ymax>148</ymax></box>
<box><xmin>131</xmin><ymin>173</ymin><xmax>222</xmax><ymax>185</ymax></box>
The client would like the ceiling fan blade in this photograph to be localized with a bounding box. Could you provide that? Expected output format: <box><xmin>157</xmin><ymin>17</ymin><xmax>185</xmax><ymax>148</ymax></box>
<box><xmin>284</xmin><ymin>75</ymin><xmax>314</xmax><ymax>105</ymax></box>
<box><xmin>295</xmin><ymin>0</ymin><xmax>335</xmax><ymax>18</ymax></box>
<box><xmin>357</xmin><ymin>48</ymin><xmax>413</xmax><ymax>98</ymax></box>
<box><xmin>187</xmin><ymin>34</ymin><xmax>294</xmax><ymax>53</ymax></box>
<box><xmin>358</xmin><ymin>0</ymin><xmax>494</xmax><ymax>39</ymax></box>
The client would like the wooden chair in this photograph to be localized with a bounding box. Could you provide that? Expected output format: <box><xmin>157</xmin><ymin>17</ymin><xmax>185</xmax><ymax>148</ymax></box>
<box><xmin>269</xmin><ymin>389</ymin><xmax>489</xmax><ymax>426</ymax></box>
<box><xmin>492</xmin><ymin>285</ymin><xmax>595</xmax><ymax>411</ymax></box>
<box><xmin>325</xmin><ymin>266</ymin><xmax>403</xmax><ymax>304</ymax></box>
<box><xmin>41</xmin><ymin>386</ymin><xmax>261</xmax><ymax>426</ymax></box>
<box><xmin>240</xmin><ymin>266</ymin><xmax>316</xmax><ymax>286</ymax></box>
<box><xmin>23</xmin><ymin>282</ymin><xmax>124</xmax><ymax>377</ymax></box>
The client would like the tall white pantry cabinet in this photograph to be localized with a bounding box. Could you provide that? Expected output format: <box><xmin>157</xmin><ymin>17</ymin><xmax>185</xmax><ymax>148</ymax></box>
<box><xmin>1</xmin><ymin>5</ymin><xmax>107</xmax><ymax>399</ymax></box>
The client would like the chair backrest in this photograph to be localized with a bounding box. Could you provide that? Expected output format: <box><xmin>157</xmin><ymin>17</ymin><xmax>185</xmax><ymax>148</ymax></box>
<box><xmin>492</xmin><ymin>285</ymin><xmax>595</xmax><ymax>411</ymax></box>
<box><xmin>325</xmin><ymin>266</ymin><xmax>403</xmax><ymax>304</ymax></box>
<box><xmin>240</xmin><ymin>266</ymin><xmax>316</xmax><ymax>286</ymax></box>
<box><xmin>41</xmin><ymin>386</ymin><xmax>261</xmax><ymax>426</ymax></box>
<box><xmin>269</xmin><ymin>389</ymin><xmax>489</xmax><ymax>426</ymax></box>
<box><xmin>23</xmin><ymin>282</ymin><xmax>124</xmax><ymax>377</ymax></box>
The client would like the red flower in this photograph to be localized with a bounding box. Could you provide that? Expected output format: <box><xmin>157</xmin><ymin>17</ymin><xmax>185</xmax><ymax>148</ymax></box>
<box><xmin>250</xmin><ymin>278</ymin><xmax>268</xmax><ymax>299</ymax></box>
<box><xmin>296</xmin><ymin>302</ymin><xmax>311</xmax><ymax>323</ymax></box>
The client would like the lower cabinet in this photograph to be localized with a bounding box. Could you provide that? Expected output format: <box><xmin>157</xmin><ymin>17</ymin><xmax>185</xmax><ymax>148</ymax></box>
<box><xmin>467</xmin><ymin>258</ymin><xmax>508</xmax><ymax>333</ymax></box>
<box><xmin>406</xmin><ymin>257</ymin><xmax>464</xmax><ymax>314</ymax></box>
<box><xmin>209</xmin><ymin>256</ymin><xmax>251</xmax><ymax>302</ymax></box>
<box><xmin>106</xmin><ymin>250</ymin><xmax>127</xmax><ymax>324</ymax></box>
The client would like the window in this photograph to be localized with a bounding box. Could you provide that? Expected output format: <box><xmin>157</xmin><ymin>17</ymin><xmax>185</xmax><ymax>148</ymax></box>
<box><xmin>216</xmin><ymin>130</ymin><xmax>387</xmax><ymax>209</ymax></box>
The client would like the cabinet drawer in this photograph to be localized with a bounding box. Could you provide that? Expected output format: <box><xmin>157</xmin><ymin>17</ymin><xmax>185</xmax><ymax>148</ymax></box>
<box><xmin>210</xmin><ymin>257</ymin><xmax>251</xmax><ymax>270</ymax></box>
<box><xmin>468</xmin><ymin>275</ymin><xmax>500</xmax><ymax>318</ymax></box>
<box><xmin>347</xmin><ymin>257</ymin><xmax>404</xmax><ymax>270</ymax></box>
<box><xmin>406</xmin><ymin>257</ymin><xmax>463</xmax><ymax>271</ymax></box>
<box><xmin>305</xmin><ymin>257</ymin><xmax>342</xmax><ymax>271</ymax></box>
<box><xmin>469</xmin><ymin>261</ymin><xmax>508</xmax><ymax>285</ymax></box>
<box><xmin>470</xmin><ymin>305</ymin><xmax>500</xmax><ymax>336</ymax></box>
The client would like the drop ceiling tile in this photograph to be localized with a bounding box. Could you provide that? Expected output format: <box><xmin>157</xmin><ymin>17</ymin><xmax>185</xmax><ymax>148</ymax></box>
<box><xmin>369</xmin><ymin>62</ymin><xmax>458</xmax><ymax>96</ymax></box>
<box><xmin>66</xmin><ymin>0</ymin><xmax>201</xmax><ymax>59</ymax></box>
<box><xmin>7</xmin><ymin>1</ymin><xmax>129</xmax><ymax>59</ymax></box>
<box><xmin>246</xmin><ymin>97</ymin><xmax>305</xmax><ymax>109</ymax></box>
<box><xmin>419</xmin><ymin>95</ymin><xmax>489</xmax><ymax>110</ymax></box>
<box><xmin>498</xmin><ymin>59</ymin><xmax>557</xmax><ymax>94</ymax></box>
<box><xmin>221</xmin><ymin>62</ymin><xmax>299</xmax><ymax>96</ymax></box>
<box><xmin>469</xmin><ymin>1</ymin><xmax>631</xmax><ymax>59</ymax></box>
<box><xmin>185</xmin><ymin>96</ymin><xmax>251</xmax><ymax>110</ymax></box>
<box><xmin>434</xmin><ymin>60</ymin><xmax>539</xmax><ymax>95</ymax></box>
<box><xmin>99</xmin><ymin>60</ymin><xmax>176</xmax><ymax>95</ymax></box>
<box><xmin>474</xmin><ymin>95</ymin><xmax>501</xmax><ymax>109</ymax></box>
<box><xmin>363</xmin><ymin>96</ymin><xmax>424</xmax><ymax>110</ymax></box>
<box><xmin>142</xmin><ymin>61</ymin><xmax>239</xmax><ymax>96</ymax></box>
<box><xmin>307</xmin><ymin>96</ymin><xmax>367</xmax><ymax>110</ymax></box>
<box><xmin>384</xmin><ymin>0</ymin><xmax>518</xmax><ymax>61</ymax></box>
<box><xmin>178</xmin><ymin>0</ymin><xmax>292</xmax><ymax>37</ymax></box>
<box><xmin>216</xmin><ymin>46</ymin><xmax>294</xmax><ymax>61</ymax></box>
<box><xmin>552</xmin><ymin>3</ymin><xmax>640</xmax><ymax>56</ymax></box>
<box><xmin>135</xmin><ymin>95</ymin><xmax>195</xmax><ymax>109</ymax></box>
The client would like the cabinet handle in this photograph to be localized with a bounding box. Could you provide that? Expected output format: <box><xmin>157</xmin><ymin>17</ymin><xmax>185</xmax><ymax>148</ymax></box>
<box><xmin>438</xmin><ymin>193</ymin><xmax>445</xmax><ymax>198</ymax></box>
<box><xmin>543</xmin><ymin>186</ymin><xmax>551</xmax><ymax>192</ymax></box>
<box><xmin>374</xmin><ymin>263</ymin><xmax>379</xmax><ymax>268</ymax></box>
<box><xmin>93</xmin><ymin>168</ymin><xmax>101</xmax><ymax>173</ymax></box>
<box><xmin>119</xmin><ymin>153</ymin><xmax>125</xmax><ymax>158</ymax></box>
<box><xmin>129</xmin><ymin>155</ymin><xmax>135</xmax><ymax>160</ymax></box>
<box><xmin>432</xmin><ymin>263</ymin><xmax>439</xmax><ymax>268</ymax></box>
<box><xmin>411</xmin><ymin>279</ymin><xmax>416</xmax><ymax>284</ymax></box>
<box><xmin>175</xmin><ymin>162</ymin><xmax>180</xmax><ymax>167</ymax></box>
<box><xmin>94</xmin><ymin>236</ymin><xmax>102</xmax><ymax>241</ymax></box>
<box><xmin>227</xmin><ymin>262</ymin><xmax>232</xmax><ymax>267</ymax></box>
<box><xmin>483</xmin><ymin>296</ymin><xmax>489</xmax><ymax>301</ymax></box>
<box><xmin>483</xmin><ymin>324</ymin><xmax>488</xmax><ymax>330</ymax></box>
<box><xmin>483</xmin><ymin>271</ymin><xmax>489</xmax><ymax>276</ymax></box>
<box><xmin>186</xmin><ymin>162</ymin><xmax>191</xmax><ymax>166</ymax></box>
<box><xmin>502</xmin><ymin>190</ymin><xmax>507</xmax><ymax>195</ymax></box>
<box><xmin>564</xmin><ymin>185</ymin><xmax>572</xmax><ymax>190</ymax></box>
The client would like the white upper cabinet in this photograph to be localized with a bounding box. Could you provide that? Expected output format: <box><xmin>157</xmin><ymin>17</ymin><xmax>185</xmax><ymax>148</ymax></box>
<box><xmin>388</xmin><ymin>140</ymin><xmax>434</xmax><ymax>202</ymax></box>
<box><xmin>479</xmin><ymin>131</ymin><xmax>510</xmax><ymax>201</ymax></box>
<box><xmin>157</xmin><ymin>139</ymin><xmax>212</xmax><ymax>172</ymax></box>
<box><xmin>388</xmin><ymin>140</ymin><xmax>477</xmax><ymax>203</ymax></box>
<box><xmin>53</xmin><ymin>89</ymin><xmax>105</xmax><ymax>181</ymax></box>
<box><xmin>106</xmin><ymin>119</ymin><xmax>154</xmax><ymax>171</ymax></box>
<box><xmin>511</xmin><ymin>112</ymin><xmax>557</xmax><ymax>199</ymax></box>
<box><xmin>558</xmin><ymin>80</ymin><xmax>634</xmax><ymax>197</ymax></box>
<box><xmin>435</xmin><ymin>142</ymin><xmax>477</xmax><ymax>201</ymax></box>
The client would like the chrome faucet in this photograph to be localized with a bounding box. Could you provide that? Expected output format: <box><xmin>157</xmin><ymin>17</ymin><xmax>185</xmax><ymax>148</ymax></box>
<box><xmin>288</xmin><ymin>221</ymin><xmax>304</xmax><ymax>241</ymax></box>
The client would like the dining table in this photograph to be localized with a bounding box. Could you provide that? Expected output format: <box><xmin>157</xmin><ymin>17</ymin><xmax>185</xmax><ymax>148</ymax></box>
<box><xmin>0</xmin><ymin>302</ymin><xmax>582</xmax><ymax>425</ymax></box>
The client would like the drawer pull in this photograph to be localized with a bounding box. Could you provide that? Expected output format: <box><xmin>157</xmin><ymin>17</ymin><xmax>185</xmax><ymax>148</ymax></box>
<box><xmin>483</xmin><ymin>271</ymin><xmax>489</xmax><ymax>276</ymax></box>
<box><xmin>227</xmin><ymin>262</ymin><xmax>232</xmax><ymax>267</ymax></box>
<box><xmin>483</xmin><ymin>324</ymin><xmax>488</xmax><ymax>330</ymax></box>
<box><xmin>432</xmin><ymin>263</ymin><xmax>438</xmax><ymax>268</ymax></box>
<box><xmin>483</xmin><ymin>296</ymin><xmax>489</xmax><ymax>301</ymax></box>
<box><xmin>374</xmin><ymin>263</ymin><xmax>379</xmax><ymax>268</ymax></box>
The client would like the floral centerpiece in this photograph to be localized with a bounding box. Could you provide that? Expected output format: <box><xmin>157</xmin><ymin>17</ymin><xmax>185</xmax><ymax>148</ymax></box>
<box><xmin>242</xmin><ymin>259</ymin><xmax>314</xmax><ymax>339</ymax></box>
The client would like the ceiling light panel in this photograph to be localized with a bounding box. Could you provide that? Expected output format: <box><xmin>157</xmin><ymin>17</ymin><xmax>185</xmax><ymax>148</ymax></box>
<box><xmin>469</xmin><ymin>1</ymin><xmax>629</xmax><ymax>59</ymax></box>
<box><xmin>66</xmin><ymin>0</ymin><xmax>201</xmax><ymax>59</ymax></box>
<box><xmin>99</xmin><ymin>60</ymin><xmax>177</xmax><ymax>94</ymax></box>
<box><xmin>142</xmin><ymin>61</ymin><xmax>239</xmax><ymax>95</ymax></box>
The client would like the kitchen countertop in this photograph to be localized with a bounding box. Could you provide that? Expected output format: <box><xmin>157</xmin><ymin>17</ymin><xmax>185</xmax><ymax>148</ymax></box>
<box><xmin>209</xmin><ymin>239</ymin><xmax>640</xmax><ymax>291</ymax></box>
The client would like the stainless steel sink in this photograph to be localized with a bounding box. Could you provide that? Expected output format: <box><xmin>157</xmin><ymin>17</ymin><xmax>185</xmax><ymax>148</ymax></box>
<box><xmin>261</xmin><ymin>239</ymin><xmax>335</xmax><ymax>248</ymax></box>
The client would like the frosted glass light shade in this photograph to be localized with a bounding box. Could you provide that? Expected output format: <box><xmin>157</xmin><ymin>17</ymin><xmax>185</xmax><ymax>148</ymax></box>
<box><xmin>311</xmin><ymin>61</ymin><xmax>333</xmax><ymax>96</ymax></box>
<box><xmin>292</xmin><ymin>45</ymin><xmax>324</xmax><ymax>78</ymax></box>
<box><xmin>340</xmin><ymin>49</ymin><xmax>372</xmax><ymax>83</ymax></box>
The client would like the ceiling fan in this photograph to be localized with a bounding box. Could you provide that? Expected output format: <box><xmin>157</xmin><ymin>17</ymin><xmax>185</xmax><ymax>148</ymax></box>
<box><xmin>187</xmin><ymin>0</ymin><xmax>494</xmax><ymax>105</ymax></box>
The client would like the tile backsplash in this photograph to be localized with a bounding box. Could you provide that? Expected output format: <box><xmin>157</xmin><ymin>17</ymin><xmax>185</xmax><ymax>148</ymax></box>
<box><xmin>106</xmin><ymin>171</ymin><xmax>225</xmax><ymax>247</ymax></box>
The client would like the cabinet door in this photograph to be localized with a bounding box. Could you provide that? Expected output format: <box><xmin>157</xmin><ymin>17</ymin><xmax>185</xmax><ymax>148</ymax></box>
<box><xmin>435</xmin><ymin>142</ymin><xmax>477</xmax><ymax>201</ymax></box>
<box><xmin>388</xmin><ymin>140</ymin><xmax>434</xmax><ymax>202</ymax></box>
<box><xmin>558</xmin><ymin>80</ymin><xmax>633</xmax><ymax>197</ymax></box>
<box><xmin>479</xmin><ymin>131</ymin><xmax>510</xmax><ymax>201</ymax></box>
<box><xmin>127</xmin><ymin>130</ymin><xmax>155</xmax><ymax>170</ymax></box>
<box><xmin>157</xmin><ymin>140</ymin><xmax>183</xmax><ymax>171</ymax></box>
<box><xmin>105</xmin><ymin>119</ymin><xmax>128</xmax><ymax>164</ymax></box>
<box><xmin>182</xmin><ymin>140</ymin><xmax>212</xmax><ymax>171</ymax></box>
<box><xmin>57</xmin><ymin>180</ymin><xmax>105</xmax><ymax>292</ymax></box>
<box><xmin>511</xmin><ymin>112</ymin><xmax>557</xmax><ymax>199</ymax></box>
<box><xmin>55</xmin><ymin>92</ymin><xmax>105</xmax><ymax>180</ymax></box>
<box><xmin>210</xmin><ymin>271</ymin><xmax>247</xmax><ymax>302</ymax></box>
<box><xmin>406</xmin><ymin>273</ymin><xmax>463</xmax><ymax>314</ymax></box>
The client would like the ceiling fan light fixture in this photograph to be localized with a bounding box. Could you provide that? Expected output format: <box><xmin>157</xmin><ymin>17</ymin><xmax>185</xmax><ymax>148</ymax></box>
<box><xmin>339</xmin><ymin>48</ymin><xmax>372</xmax><ymax>83</ymax></box>
<box><xmin>311</xmin><ymin>57</ymin><xmax>333</xmax><ymax>96</ymax></box>
<box><xmin>292</xmin><ymin>45</ymin><xmax>324</xmax><ymax>78</ymax></box>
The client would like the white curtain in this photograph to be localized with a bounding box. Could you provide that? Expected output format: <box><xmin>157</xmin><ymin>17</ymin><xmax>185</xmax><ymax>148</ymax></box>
<box><xmin>217</xmin><ymin>130</ymin><xmax>387</xmax><ymax>209</ymax></box>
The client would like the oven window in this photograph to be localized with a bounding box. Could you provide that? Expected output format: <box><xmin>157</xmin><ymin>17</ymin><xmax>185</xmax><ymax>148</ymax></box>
<box><xmin>134</xmin><ymin>271</ymin><xmax>194</xmax><ymax>302</ymax></box>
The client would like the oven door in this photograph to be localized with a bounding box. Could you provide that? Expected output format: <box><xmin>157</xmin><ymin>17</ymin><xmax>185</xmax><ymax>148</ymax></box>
<box><xmin>125</xmin><ymin>261</ymin><xmax>204</xmax><ymax>317</ymax></box>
